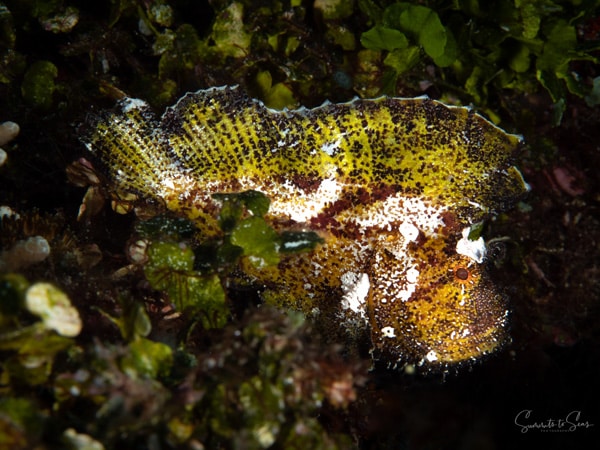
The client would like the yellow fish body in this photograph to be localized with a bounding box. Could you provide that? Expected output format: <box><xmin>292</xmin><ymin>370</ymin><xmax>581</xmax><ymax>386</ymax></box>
<box><xmin>83</xmin><ymin>86</ymin><xmax>528</xmax><ymax>368</ymax></box>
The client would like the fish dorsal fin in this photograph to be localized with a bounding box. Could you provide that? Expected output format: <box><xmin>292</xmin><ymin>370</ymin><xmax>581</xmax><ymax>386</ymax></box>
<box><xmin>155</xmin><ymin>86</ymin><xmax>526</xmax><ymax>224</ymax></box>
<box><xmin>85</xmin><ymin>86</ymin><xmax>527</xmax><ymax>224</ymax></box>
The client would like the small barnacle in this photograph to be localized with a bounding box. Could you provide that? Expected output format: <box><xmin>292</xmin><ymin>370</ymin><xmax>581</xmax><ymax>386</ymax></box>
<box><xmin>0</xmin><ymin>236</ymin><xmax>51</xmax><ymax>272</ymax></box>
<box><xmin>0</xmin><ymin>208</ymin><xmax>94</xmax><ymax>274</ymax></box>
<box><xmin>61</xmin><ymin>428</ymin><xmax>104</xmax><ymax>450</ymax></box>
<box><xmin>0</xmin><ymin>120</ymin><xmax>20</xmax><ymax>166</ymax></box>
<box><xmin>39</xmin><ymin>6</ymin><xmax>79</xmax><ymax>34</ymax></box>
<box><xmin>82</xmin><ymin>86</ymin><xmax>528</xmax><ymax>370</ymax></box>
<box><xmin>0</xmin><ymin>121</ymin><xmax>19</xmax><ymax>147</ymax></box>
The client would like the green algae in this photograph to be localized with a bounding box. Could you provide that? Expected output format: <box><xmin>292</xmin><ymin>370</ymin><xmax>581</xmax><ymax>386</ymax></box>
<box><xmin>138</xmin><ymin>191</ymin><xmax>322</xmax><ymax>329</ymax></box>
<box><xmin>20</xmin><ymin>60</ymin><xmax>57</xmax><ymax>109</ymax></box>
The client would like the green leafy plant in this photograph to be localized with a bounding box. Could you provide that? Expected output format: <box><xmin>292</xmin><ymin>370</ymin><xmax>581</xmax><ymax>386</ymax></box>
<box><xmin>138</xmin><ymin>191</ymin><xmax>322</xmax><ymax>330</ymax></box>
<box><xmin>362</xmin><ymin>3</ymin><xmax>457</xmax><ymax>67</ymax></box>
<box><xmin>144</xmin><ymin>241</ymin><xmax>230</xmax><ymax>330</ymax></box>
<box><xmin>360</xmin><ymin>0</ymin><xmax>600</xmax><ymax>123</ymax></box>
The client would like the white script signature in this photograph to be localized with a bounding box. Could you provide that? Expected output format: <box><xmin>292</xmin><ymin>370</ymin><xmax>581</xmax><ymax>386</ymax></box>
<box><xmin>514</xmin><ymin>410</ymin><xmax>595</xmax><ymax>433</ymax></box>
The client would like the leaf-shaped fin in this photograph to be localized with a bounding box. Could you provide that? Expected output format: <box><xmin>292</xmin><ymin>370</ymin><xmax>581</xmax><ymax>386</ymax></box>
<box><xmin>82</xmin><ymin>98</ymin><xmax>179</xmax><ymax>201</ymax></box>
<box><xmin>158</xmin><ymin>86</ymin><xmax>526</xmax><ymax>223</ymax></box>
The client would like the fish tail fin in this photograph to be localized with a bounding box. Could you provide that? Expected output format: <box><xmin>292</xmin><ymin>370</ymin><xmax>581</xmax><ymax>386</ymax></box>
<box><xmin>82</xmin><ymin>98</ymin><xmax>173</xmax><ymax>199</ymax></box>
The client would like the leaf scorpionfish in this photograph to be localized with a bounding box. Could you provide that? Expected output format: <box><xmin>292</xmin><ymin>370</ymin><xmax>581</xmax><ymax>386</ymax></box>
<box><xmin>83</xmin><ymin>86</ymin><xmax>528</xmax><ymax>369</ymax></box>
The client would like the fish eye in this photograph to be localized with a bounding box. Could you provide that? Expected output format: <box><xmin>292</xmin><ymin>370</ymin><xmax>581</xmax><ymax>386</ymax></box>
<box><xmin>455</xmin><ymin>267</ymin><xmax>469</xmax><ymax>279</ymax></box>
<box><xmin>453</xmin><ymin>266</ymin><xmax>472</xmax><ymax>283</ymax></box>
